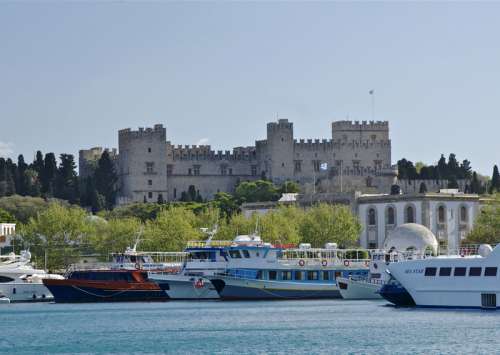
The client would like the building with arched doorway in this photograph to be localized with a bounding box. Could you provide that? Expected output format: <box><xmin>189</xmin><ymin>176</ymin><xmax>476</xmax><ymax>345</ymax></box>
<box><xmin>357</xmin><ymin>190</ymin><xmax>481</xmax><ymax>252</ymax></box>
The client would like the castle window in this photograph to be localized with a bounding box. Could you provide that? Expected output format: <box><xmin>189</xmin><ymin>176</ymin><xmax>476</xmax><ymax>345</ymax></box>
<box><xmin>229</xmin><ymin>168</ymin><xmax>233</xmax><ymax>175</ymax></box>
<box><xmin>148</xmin><ymin>147</ymin><xmax>152</xmax><ymax>153</ymax></box>
<box><xmin>460</xmin><ymin>206</ymin><xmax>467</xmax><ymax>223</ymax></box>
<box><xmin>352</xmin><ymin>161</ymin><xmax>360</xmax><ymax>175</ymax></box>
<box><xmin>438</xmin><ymin>206</ymin><xmax>445</xmax><ymax>223</ymax></box>
<box><xmin>167</xmin><ymin>165</ymin><xmax>173</xmax><ymax>176</ymax></box>
<box><xmin>386</xmin><ymin>207</ymin><xmax>395</xmax><ymax>225</ymax></box>
<box><xmin>368</xmin><ymin>208</ymin><xmax>376</xmax><ymax>226</ymax></box>
<box><xmin>148</xmin><ymin>180</ymin><xmax>152</xmax><ymax>186</ymax></box>
<box><xmin>371</xmin><ymin>135</ymin><xmax>376</xmax><ymax>141</ymax></box>
<box><xmin>193</xmin><ymin>165</ymin><xmax>200</xmax><ymax>176</ymax></box>
<box><xmin>148</xmin><ymin>192</ymin><xmax>153</xmax><ymax>199</ymax></box>
<box><xmin>251</xmin><ymin>165</ymin><xmax>257</xmax><ymax>176</ymax></box>
<box><xmin>220</xmin><ymin>165</ymin><xmax>227</xmax><ymax>176</ymax></box>
<box><xmin>188</xmin><ymin>168</ymin><xmax>192</xmax><ymax>175</ymax></box>
<box><xmin>405</xmin><ymin>205</ymin><xmax>415</xmax><ymax>223</ymax></box>
<box><xmin>374</xmin><ymin>160</ymin><xmax>382</xmax><ymax>171</ymax></box>
<box><xmin>146</xmin><ymin>162</ymin><xmax>154</xmax><ymax>173</ymax></box>
<box><xmin>312</xmin><ymin>160</ymin><xmax>320</xmax><ymax>172</ymax></box>
<box><xmin>174</xmin><ymin>188</ymin><xmax>177</xmax><ymax>199</ymax></box>
<box><xmin>294</xmin><ymin>160</ymin><xmax>302</xmax><ymax>173</ymax></box>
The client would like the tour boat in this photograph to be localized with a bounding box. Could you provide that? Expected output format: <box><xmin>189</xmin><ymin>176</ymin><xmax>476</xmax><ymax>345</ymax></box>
<box><xmin>42</xmin><ymin>247</ymin><xmax>183</xmax><ymax>303</ymax></box>
<box><xmin>0</xmin><ymin>250</ymin><xmax>64</xmax><ymax>302</ymax></box>
<box><xmin>337</xmin><ymin>250</ymin><xmax>430</xmax><ymax>300</ymax></box>
<box><xmin>380</xmin><ymin>244</ymin><xmax>500</xmax><ymax>309</ymax></box>
<box><xmin>209</xmin><ymin>242</ymin><xmax>369</xmax><ymax>300</ymax></box>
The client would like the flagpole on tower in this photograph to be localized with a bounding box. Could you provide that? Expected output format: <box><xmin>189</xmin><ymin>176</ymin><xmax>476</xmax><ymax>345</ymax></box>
<box><xmin>369</xmin><ymin>89</ymin><xmax>375</xmax><ymax>120</ymax></box>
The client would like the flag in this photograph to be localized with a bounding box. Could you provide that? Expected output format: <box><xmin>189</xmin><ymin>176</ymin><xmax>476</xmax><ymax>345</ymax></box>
<box><xmin>369</xmin><ymin>90</ymin><xmax>374</xmax><ymax>95</ymax></box>
<box><xmin>320</xmin><ymin>162</ymin><xmax>328</xmax><ymax>171</ymax></box>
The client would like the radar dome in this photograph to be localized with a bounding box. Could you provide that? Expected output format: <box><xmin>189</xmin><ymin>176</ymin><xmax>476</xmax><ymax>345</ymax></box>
<box><xmin>479</xmin><ymin>244</ymin><xmax>493</xmax><ymax>257</ymax></box>
<box><xmin>383</xmin><ymin>223</ymin><xmax>438</xmax><ymax>254</ymax></box>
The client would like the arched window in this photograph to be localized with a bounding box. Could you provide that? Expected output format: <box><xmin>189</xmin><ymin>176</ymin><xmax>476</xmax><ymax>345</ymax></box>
<box><xmin>460</xmin><ymin>206</ymin><xmax>468</xmax><ymax>223</ymax></box>
<box><xmin>387</xmin><ymin>207</ymin><xmax>395</xmax><ymax>225</ymax></box>
<box><xmin>405</xmin><ymin>205</ymin><xmax>415</xmax><ymax>223</ymax></box>
<box><xmin>368</xmin><ymin>208</ymin><xmax>376</xmax><ymax>226</ymax></box>
<box><xmin>438</xmin><ymin>206</ymin><xmax>445</xmax><ymax>223</ymax></box>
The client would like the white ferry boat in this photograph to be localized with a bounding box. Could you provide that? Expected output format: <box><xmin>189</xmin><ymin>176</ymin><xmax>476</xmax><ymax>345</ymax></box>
<box><xmin>0</xmin><ymin>250</ymin><xmax>64</xmax><ymax>302</ymax></box>
<box><xmin>209</xmin><ymin>242</ymin><xmax>369</xmax><ymax>300</ymax></box>
<box><xmin>382</xmin><ymin>244</ymin><xmax>500</xmax><ymax>309</ymax></box>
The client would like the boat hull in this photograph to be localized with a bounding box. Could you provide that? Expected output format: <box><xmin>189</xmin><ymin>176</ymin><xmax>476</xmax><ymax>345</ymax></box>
<box><xmin>210</xmin><ymin>277</ymin><xmax>341</xmax><ymax>300</ymax></box>
<box><xmin>43</xmin><ymin>280</ymin><xmax>169</xmax><ymax>303</ymax></box>
<box><xmin>379</xmin><ymin>283</ymin><xmax>415</xmax><ymax>307</ymax></box>
<box><xmin>337</xmin><ymin>277</ymin><xmax>382</xmax><ymax>300</ymax></box>
<box><xmin>0</xmin><ymin>283</ymin><xmax>54</xmax><ymax>302</ymax></box>
<box><xmin>150</xmin><ymin>274</ymin><xmax>219</xmax><ymax>299</ymax></box>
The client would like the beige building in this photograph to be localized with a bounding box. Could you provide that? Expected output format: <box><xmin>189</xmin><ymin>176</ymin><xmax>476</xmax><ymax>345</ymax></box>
<box><xmin>0</xmin><ymin>223</ymin><xmax>16</xmax><ymax>248</ymax></box>
<box><xmin>357</xmin><ymin>191</ymin><xmax>481</xmax><ymax>252</ymax></box>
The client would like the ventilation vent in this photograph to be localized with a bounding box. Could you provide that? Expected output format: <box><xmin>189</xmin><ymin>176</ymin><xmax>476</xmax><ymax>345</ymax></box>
<box><xmin>481</xmin><ymin>293</ymin><xmax>496</xmax><ymax>309</ymax></box>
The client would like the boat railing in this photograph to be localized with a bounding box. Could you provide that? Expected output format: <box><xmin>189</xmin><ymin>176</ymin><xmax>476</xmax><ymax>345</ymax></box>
<box><xmin>186</xmin><ymin>240</ymin><xmax>234</xmax><ymax>248</ymax></box>
<box><xmin>279</xmin><ymin>248</ymin><xmax>370</xmax><ymax>267</ymax></box>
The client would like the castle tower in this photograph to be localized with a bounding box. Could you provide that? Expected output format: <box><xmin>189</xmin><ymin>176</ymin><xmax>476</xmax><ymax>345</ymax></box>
<box><xmin>262</xmin><ymin>119</ymin><xmax>294</xmax><ymax>183</ymax></box>
<box><xmin>118</xmin><ymin>124</ymin><xmax>168</xmax><ymax>204</ymax></box>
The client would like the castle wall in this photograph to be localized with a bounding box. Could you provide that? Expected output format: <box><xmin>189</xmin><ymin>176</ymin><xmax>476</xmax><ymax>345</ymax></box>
<box><xmin>78</xmin><ymin>147</ymin><xmax>118</xmax><ymax>179</ymax></box>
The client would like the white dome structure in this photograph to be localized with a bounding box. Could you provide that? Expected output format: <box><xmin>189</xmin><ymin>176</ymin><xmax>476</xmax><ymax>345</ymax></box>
<box><xmin>383</xmin><ymin>223</ymin><xmax>438</xmax><ymax>254</ymax></box>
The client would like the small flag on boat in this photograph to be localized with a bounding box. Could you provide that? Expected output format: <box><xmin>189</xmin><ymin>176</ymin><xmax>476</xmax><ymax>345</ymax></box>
<box><xmin>320</xmin><ymin>162</ymin><xmax>328</xmax><ymax>171</ymax></box>
<box><xmin>369</xmin><ymin>89</ymin><xmax>374</xmax><ymax>95</ymax></box>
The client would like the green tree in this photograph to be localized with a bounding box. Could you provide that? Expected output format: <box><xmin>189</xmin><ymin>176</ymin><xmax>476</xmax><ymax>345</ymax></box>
<box><xmin>299</xmin><ymin>204</ymin><xmax>361</xmax><ymax>248</ymax></box>
<box><xmin>32</xmin><ymin>151</ymin><xmax>44</xmax><ymax>177</ymax></box>
<box><xmin>279</xmin><ymin>180</ymin><xmax>300</xmax><ymax>194</ymax></box>
<box><xmin>490</xmin><ymin>165</ymin><xmax>500</xmax><ymax>194</ymax></box>
<box><xmin>212</xmin><ymin>192</ymin><xmax>239</xmax><ymax>218</ymax></box>
<box><xmin>235</xmin><ymin>180</ymin><xmax>279</xmax><ymax>203</ymax></box>
<box><xmin>102</xmin><ymin>202</ymin><xmax>163</xmax><ymax>222</ymax></box>
<box><xmin>19</xmin><ymin>203</ymin><xmax>93</xmax><ymax>270</ymax></box>
<box><xmin>0</xmin><ymin>208</ymin><xmax>16</xmax><ymax>223</ymax></box>
<box><xmin>464</xmin><ymin>195</ymin><xmax>500</xmax><ymax>244</ymax></box>
<box><xmin>142</xmin><ymin>207</ymin><xmax>201</xmax><ymax>251</ymax></box>
<box><xmin>259</xmin><ymin>206</ymin><xmax>302</xmax><ymax>245</ymax></box>
<box><xmin>55</xmin><ymin>154</ymin><xmax>79</xmax><ymax>203</ymax></box>
<box><xmin>470</xmin><ymin>172</ymin><xmax>482</xmax><ymax>194</ymax></box>
<box><xmin>41</xmin><ymin>153</ymin><xmax>58</xmax><ymax>195</ymax></box>
<box><xmin>0</xmin><ymin>158</ymin><xmax>16</xmax><ymax>197</ymax></box>
<box><xmin>88</xmin><ymin>217</ymin><xmax>143</xmax><ymax>257</ymax></box>
<box><xmin>24</xmin><ymin>169</ymin><xmax>41</xmax><ymax>197</ymax></box>
<box><xmin>419</xmin><ymin>182</ymin><xmax>428</xmax><ymax>193</ymax></box>
<box><xmin>16</xmin><ymin>155</ymin><xmax>28</xmax><ymax>196</ymax></box>
<box><xmin>94</xmin><ymin>151</ymin><xmax>118</xmax><ymax>209</ymax></box>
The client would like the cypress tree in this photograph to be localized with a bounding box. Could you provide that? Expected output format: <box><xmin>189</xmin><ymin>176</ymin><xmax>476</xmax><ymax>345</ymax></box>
<box><xmin>419</xmin><ymin>182</ymin><xmax>427</xmax><ymax>193</ymax></box>
<box><xmin>470</xmin><ymin>172</ymin><xmax>481</xmax><ymax>194</ymax></box>
<box><xmin>42</xmin><ymin>153</ymin><xmax>58</xmax><ymax>195</ymax></box>
<box><xmin>55</xmin><ymin>154</ymin><xmax>79</xmax><ymax>203</ymax></box>
<box><xmin>0</xmin><ymin>158</ymin><xmax>6</xmax><ymax>197</ymax></box>
<box><xmin>94</xmin><ymin>151</ymin><xmax>118</xmax><ymax>209</ymax></box>
<box><xmin>32</xmin><ymin>151</ymin><xmax>44</xmax><ymax>176</ymax></box>
<box><xmin>16</xmin><ymin>155</ymin><xmax>28</xmax><ymax>195</ymax></box>
<box><xmin>491</xmin><ymin>165</ymin><xmax>500</xmax><ymax>194</ymax></box>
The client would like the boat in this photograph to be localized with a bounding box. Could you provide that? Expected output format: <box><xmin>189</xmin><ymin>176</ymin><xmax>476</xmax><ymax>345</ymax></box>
<box><xmin>337</xmin><ymin>249</ymin><xmax>430</xmax><ymax>300</ymax></box>
<box><xmin>0</xmin><ymin>291</ymin><xmax>10</xmax><ymax>304</ymax></box>
<box><xmin>149</xmin><ymin>229</ymin><xmax>258</xmax><ymax>300</ymax></box>
<box><xmin>42</xmin><ymin>248</ymin><xmax>184</xmax><ymax>303</ymax></box>
<box><xmin>380</xmin><ymin>244</ymin><xmax>500</xmax><ymax>309</ymax></box>
<box><xmin>0</xmin><ymin>250</ymin><xmax>64</xmax><ymax>302</ymax></box>
<box><xmin>209</xmin><ymin>241</ymin><xmax>370</xmax><ymax>300</ymax></box>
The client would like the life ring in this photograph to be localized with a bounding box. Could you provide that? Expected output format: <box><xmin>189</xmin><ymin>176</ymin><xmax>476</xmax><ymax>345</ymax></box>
<box><xmin>135</xmin><ymin>263</ymin><xmax>141</xmax><ymax>269</ymax></box>
<box><xmin>460</xmin><ymin>251</ymin><xmax>465</xmax><ymax>258</ymax></box>
<box><xmin>321</xmin><ymin>260</ymin><xmax>328</xmax><ymax>267</ymax></box>
<box><xmin>298</xmin><ymin>259</ymin><xmax>305</xmax><ymax>267</ymax></box>
<box><xmin>365</xmin><ymin>261</ymin><xmax>370</xmax><ymax>267</ymax></box>
<box><xmin>344</xmin><ymin>260</ymin><xmax>350</xmax><ymax>267</ymax></box>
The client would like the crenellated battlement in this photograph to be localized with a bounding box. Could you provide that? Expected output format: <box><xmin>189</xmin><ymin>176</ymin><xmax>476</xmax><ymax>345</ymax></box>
<box><xmin>119</xmin><ymin>124</ymin><xmax>166</xmax><ymax>141</ymax></box>
<box><xmin>267</xmin><ymin>118</ymin><xmax>293</xmax><ymax>134</ymax></box>
<box><xmin>170</xmin><ymin>144</ymin><xmax>257</xmax><ymax>161</ymax></box>
<box><xmin>332</xmin><ymin>120</ymin><xmax>389</xmax><ymax>132</ymax></box>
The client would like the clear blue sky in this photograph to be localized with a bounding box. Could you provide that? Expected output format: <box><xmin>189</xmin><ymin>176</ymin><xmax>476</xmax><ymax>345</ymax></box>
<box><xmin>1</xmin><ymin>2</ymin><xmax>498</xmax><ymax>175</ymax></box>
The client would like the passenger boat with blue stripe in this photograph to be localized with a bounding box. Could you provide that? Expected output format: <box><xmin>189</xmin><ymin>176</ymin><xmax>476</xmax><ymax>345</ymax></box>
<box><xmin>43</xmin><ymin>246</ymin><xmax>185</xmax><ymax>303</ymax></box>
<box><xmin>209</xmin><ymin>241</ymin><xmax>370</xmax><ymax>300</ymax></box>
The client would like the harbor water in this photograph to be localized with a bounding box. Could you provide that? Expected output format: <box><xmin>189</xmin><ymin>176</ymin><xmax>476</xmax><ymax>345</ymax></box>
<box><xmin>1</xmin><ymin>300</ymin><xmax>500</xmax><ymax>354</ymax></box>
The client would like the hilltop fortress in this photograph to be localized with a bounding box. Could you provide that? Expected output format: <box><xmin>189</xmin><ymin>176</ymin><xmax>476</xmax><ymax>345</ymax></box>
<box><xmin>80</xmin><ymin>119</ymin><xmax>398</xmax><ymax>204</ymax></box>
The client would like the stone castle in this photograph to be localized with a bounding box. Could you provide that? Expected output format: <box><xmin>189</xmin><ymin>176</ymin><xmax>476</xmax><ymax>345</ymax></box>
<box><xmin>79</xmin><ymin>119</ymin><xmax>398</xmax><ymax>204</ymax></box>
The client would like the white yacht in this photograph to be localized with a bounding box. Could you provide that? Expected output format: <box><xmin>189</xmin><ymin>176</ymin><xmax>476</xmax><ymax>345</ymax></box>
<box><xmin>0</xmin><ymin>250</ymin><xmax>64</xmax><ymax>302</ymax></box>
<box><xmin>0</xmin><ymin>291</ymin><xmax>10</xmax><ymax>304</ymax></box>
<box><xmin>382</xmin><ymin>244</ymin><xmax>500</xmax><ymax>309</ymax></box>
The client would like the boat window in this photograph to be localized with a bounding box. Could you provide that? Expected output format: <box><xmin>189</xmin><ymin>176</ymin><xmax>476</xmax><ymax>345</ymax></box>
<box><xmin>229</xmin><ymin>250</ymin><xmax>242</xmax><ymax>259</ymax></box>
<box><xmin>269</xmin><ymin>271</ymin><xmax>277</xmax><ymax>280</ymax></box>
<box><xmin>242</xmin><ymin>250</ymin><xmax>250</xmax><ymax>258</ymax></box>
<box><xmin>282</xmin><ymin>271</ymin><xmax>292</xmax><ymax>280</ymax></box>
<box><xmin>469</xmin><ymin>267</ymin><xmax>482</xmax><ymax>276</ymax></box>
<box><xmin>334</xmin><ymin>271</ymin><xmax>341</xmax><ymax>280</ymax></box>
<box><xmin>295</xmin><ymin>271</ymin><xmax>304</xmax><ymax>280</ymax></box>
<box><xmin>322</xmin><ymin>271</ymin><xmax>330</xmax><ymax>281</ymax></box>
<box><xmin>256</xmin><ymin>270</ymin><xmax>262</xmax><ymax>279</ymax></box>
<box><xmin>0</xmin><ymin>276</ymin><xmax>15</xmax><ymax>283</ymax></box>
<box><xmin>424</xmin><ymin>267</ymin><xmax>437</xmax><ymax>276</ymax></box>
<box><xmin>439</xmin><ymin>267</ymin><xmax>452</xmax><ymax>276</ymax></box>
<box><xmin>485</xmin><ymin>267</ymin><xmax>497</xmax><ymax>277</ymax></box>
<box><xmin>454</xmin><ymin>267</ymin><xmax>466</xmax><ymax>276</ymax></box>
<box><xmin>307</xmin><ymin>271</ymin><xmax>319</xmax><ymax>280</ymax></box>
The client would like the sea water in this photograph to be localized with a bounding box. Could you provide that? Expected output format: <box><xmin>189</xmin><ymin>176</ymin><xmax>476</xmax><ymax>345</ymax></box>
<box><xmin>1</xmin><ymin>299</ymin><xmax>500</xmax><ymax>354</ymax></box>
